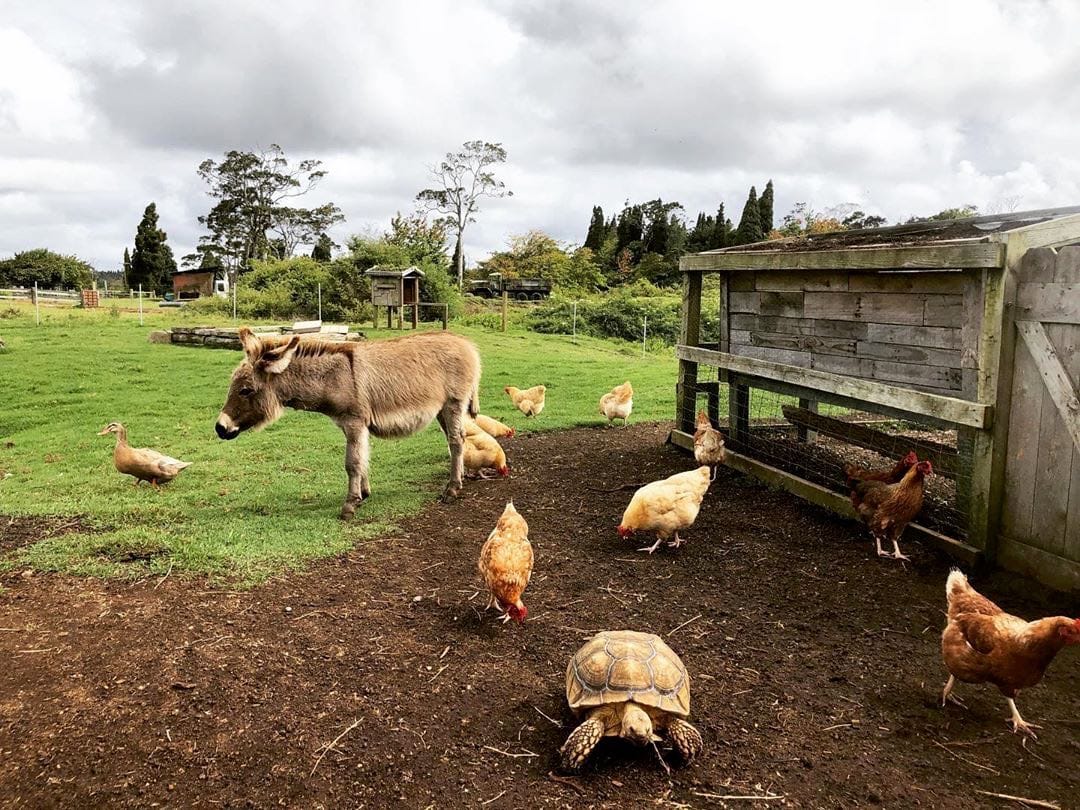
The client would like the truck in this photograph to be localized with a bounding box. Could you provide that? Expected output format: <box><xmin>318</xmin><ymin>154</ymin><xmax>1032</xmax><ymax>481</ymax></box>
<box><xmin>466</xmin><ymin>272</ymin><xmax>551</xmax><ymax>301</ymax></box>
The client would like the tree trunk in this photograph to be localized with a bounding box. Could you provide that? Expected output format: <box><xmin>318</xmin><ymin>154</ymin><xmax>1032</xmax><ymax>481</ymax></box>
<box><xmin>455</xmin><ymin>233</ymin><xmax>464</xmax><ymax>286</ymax></box>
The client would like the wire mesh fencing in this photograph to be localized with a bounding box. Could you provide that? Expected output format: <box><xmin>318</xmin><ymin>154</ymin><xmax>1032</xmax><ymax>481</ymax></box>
<box><xmin>678</xmin><ymin>375</ymin><xmax>970</xmax><ymax>540</ymax></box>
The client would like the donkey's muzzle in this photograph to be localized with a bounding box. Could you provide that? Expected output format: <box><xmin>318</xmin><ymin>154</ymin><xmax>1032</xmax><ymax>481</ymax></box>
<box><xmin>215</xmin><ymin>421</ymin><xmax>240</xmax><ymax>440</ymax></box>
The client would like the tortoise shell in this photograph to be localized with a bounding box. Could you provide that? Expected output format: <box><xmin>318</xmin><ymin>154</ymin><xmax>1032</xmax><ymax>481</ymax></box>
<box><xmin>565</xmin><ymin>630</ymin><xmax>690</xmax><ymax>717</ymax></box>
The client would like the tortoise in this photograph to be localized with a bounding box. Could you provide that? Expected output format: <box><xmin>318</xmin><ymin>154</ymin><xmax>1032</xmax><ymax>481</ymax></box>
<box><xmin>559</xmin><ymin>630</ymin><xmax>703</xmax><ymax>771</ymax></box>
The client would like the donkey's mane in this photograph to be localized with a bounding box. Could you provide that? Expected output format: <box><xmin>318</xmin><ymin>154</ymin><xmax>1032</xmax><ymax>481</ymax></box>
<box><xmin>257</xmin><ymin>335</ymin><xmax>357</xmax><ymax>358</ymax></box>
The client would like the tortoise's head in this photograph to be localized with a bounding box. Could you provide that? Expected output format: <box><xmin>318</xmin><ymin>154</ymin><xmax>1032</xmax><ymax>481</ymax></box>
<box><xmin>620</xmin><ymin>703</ymin><xmax>657</xmax><ymax>746</ymax></box>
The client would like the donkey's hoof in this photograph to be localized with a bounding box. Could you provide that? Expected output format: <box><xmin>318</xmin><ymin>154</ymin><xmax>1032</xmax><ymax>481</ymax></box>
<box><xmin>339</xmin><ymin>500</ymin><xmax>362</xmax><ymax>520</ymax></box>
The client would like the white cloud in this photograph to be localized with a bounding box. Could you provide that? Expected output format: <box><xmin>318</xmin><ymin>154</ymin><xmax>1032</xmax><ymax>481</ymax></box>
<box><xmin>0</xmin><ymin>0</ymin><xmax>1078</xmax><ymax>271</ymax></box>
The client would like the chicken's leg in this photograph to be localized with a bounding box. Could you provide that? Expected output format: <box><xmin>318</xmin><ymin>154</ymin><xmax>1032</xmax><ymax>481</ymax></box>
<box><xmin>1007</xmin><ymin>697</ymin><xmax>1042</xmax><ymax>739</ymax></box>
<box><xmin>666</xmin><ymin>531</ymin><xmax>686</xmax><ymax>549</ymax></box>
<box><xmin>890</xmin><ymin>538</ymin><xmax>910</xmax><ymax>561</ymax></box>
<box><xmin>873</xmin><ymin>532</ymin><xmax>889</xmax><ymax>558</ymax></box>
<box><xmin>941</xmin><ymin>675</ymin><xmax>966</xmax><ymax>708</ymax></box>
<box><xmin>638</xmin><ymin>535</ymin><xmax>664</xmax><ymax>554</ymax></box>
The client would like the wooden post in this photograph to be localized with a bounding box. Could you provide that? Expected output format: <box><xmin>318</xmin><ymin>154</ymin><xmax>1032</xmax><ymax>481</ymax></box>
<box><xmin>676</xmin><ymin>270</ymin><xmax>702</xmax><ymax>434</ymax></box>
<box><xmin>501</xmin><ymin>290</ymin><xmax>508</xmax><ymax>332</ymax></box>
<box><xmin>796</xmin><ymin>398</ymin><xmax>818</xmax><ymax>443</ymax></box>
<box><xmin>412</xmin><ymin>301</ymin><xmax>419</xmax><ymax>329</ymax></box>
<box><xmin>387</xmin><ymin>307</ymin><xmax>392</xmax><ymax>329</ymax></box>
<box><xmin>441</xmin><ymin>303</ymin><xmax>448</xmax><ymax>330</ymax></box>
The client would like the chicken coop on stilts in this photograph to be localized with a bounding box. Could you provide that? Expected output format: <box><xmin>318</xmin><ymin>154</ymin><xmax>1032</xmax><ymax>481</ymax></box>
<box><xmin>670</xmin><ymin>206</ymin><xmax>1080</xmax><ymax>591</ymax></box>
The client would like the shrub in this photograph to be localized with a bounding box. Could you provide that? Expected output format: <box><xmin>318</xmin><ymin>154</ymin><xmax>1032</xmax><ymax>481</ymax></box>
<box><xmin>0</xmin><ymin>249</ymin><xmax>95</xmax><ymax>290</ymax></box>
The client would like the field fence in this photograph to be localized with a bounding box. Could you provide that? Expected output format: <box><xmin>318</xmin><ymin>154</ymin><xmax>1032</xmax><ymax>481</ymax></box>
<box><xmin>679</xmin><ymin>366</ymin><xmax>970</xmax><ymax>540</ymax></box>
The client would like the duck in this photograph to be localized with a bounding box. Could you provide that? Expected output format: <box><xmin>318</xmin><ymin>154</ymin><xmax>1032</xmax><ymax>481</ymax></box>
<box><xmin>98</xmin><ymin>422</ymin><xmax>191</xmax><ymax>488</ymax></box>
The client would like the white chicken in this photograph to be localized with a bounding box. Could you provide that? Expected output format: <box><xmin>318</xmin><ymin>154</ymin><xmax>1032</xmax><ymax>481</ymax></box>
<box><xmin>617</xmin><ymin>466</ymin><xmax>712</xmax><ymax>553</ymax></box>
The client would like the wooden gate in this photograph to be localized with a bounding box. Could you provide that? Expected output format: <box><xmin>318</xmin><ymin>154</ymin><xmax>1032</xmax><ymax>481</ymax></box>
<box><xmin>999</xmin><ymin>246</ymin><xmax>1080</xmax><ymax>590</ymax></box>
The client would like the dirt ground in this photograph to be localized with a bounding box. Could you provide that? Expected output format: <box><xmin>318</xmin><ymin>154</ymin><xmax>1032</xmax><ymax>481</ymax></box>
<box><xmin>1</xmin><ymin>423</ymin><xmax>1078</xmax><ymax>809</ymax></box>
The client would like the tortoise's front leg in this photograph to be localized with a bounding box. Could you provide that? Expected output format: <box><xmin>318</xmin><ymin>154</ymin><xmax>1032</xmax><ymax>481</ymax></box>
<box><xmin>667</xmin><ymin>718</ymin><xmax>703</xmax><ymax>763</ymax></box>
<box><xmin>559</xmin><ymin>717</ymin><xmax>604</xmax><ymax>772</ymax></box>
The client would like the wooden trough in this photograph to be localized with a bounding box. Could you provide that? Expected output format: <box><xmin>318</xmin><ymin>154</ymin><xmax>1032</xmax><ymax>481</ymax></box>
<box><xmin>671</xmin><ymin>206</ymin><xmax>1080</xmax><ymax>590</ymax></box>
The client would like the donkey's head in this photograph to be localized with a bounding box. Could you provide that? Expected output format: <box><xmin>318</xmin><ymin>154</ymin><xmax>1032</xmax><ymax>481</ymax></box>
<box><xmin>215</xmin><ymin>328</ymin><xmax>300</xmax><ymax>440</ymax></box>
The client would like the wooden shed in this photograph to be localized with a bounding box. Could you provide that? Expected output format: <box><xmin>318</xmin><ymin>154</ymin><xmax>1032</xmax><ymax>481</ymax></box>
<box><xmin>671</xmin><ymin>206</ymin><xmax>1080</xmax><ymax>591</ymax></box>
<box><xmin>367</xmin><ymin>265</ymin><xmax>424</xmax><ymax>329</ymax></box>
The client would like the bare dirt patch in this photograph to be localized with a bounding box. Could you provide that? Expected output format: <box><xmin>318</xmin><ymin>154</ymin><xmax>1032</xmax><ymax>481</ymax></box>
<box><xmin>0</xmin><ymin>514</ymin><xmax>93</xmax><ymax>554</ymax></box>
<box><xmin>0</xmin><ymin>423</ymin><xmax>1077</xmax><ymax>808</ymax></box>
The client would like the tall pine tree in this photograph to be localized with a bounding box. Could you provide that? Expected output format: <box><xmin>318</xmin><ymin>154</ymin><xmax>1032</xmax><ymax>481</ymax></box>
<box><xmin>130</xmin><ymin>203</ymin><xmax>178</xmax><ymax>293</ymax></box>
<box><xmin>122</xmin><ymin>247</ymin><xmax>132</xmax><ymax>288</ymax></box>
<box><xmin>311</xmin><ymin>233</ymin><xmax>334</xmax><ymax>262</ymax></box>
<box><xmin>583</xmin><ymin>206</ymin><xmax>606</xmax><ymax>250</ymax></box>
<box><xmin>710</xmin><ymin>204</ymin><xmax>728</xmax><ymax>249</ymax></box>
<box><xmin>758</xmin><ymin>180</ymin><xmax>774</xmax><ymax>235</ymax></box>
<box><xmin>734</xmin><ymin>187</ymin><xmax>763</xmax><ymax>245</ymax></box>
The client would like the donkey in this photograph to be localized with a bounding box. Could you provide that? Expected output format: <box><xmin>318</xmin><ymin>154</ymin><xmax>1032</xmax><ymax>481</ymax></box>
<box><xmin>215</xmin><ymin>327</ymin><xmax>482</xmax><ymax>519</ymax></box>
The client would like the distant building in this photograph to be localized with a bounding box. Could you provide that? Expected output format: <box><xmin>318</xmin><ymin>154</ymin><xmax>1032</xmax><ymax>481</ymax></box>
<box><xmin>172</xmin><ymin>269</ymin><xmax>226</xmax><ymax>299</ymax></box>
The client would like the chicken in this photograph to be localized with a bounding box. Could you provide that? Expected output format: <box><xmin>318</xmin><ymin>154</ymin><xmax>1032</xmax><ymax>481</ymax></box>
<box><xmin>941</xmin><ymin>569</ymin><xmax>1080</xmax><ymax>738</ymax></box>
<box><xmin>618</xmin><ymin>466</ymin><xmax>712</xmax><ymax>553</ymax></box>
<box><xmin>844</xmin><ymin>450</ymin><xmax>917</xmax><ymax>489</ymax></box>
<box><xmin>505</xmin><ymin>384</ymin><xmax>546</xmax><ymax>417</ymax></box>
<box><xmin>599</xmin><ymin>381</ymin><xmax>633</xmax><ymax>426</ymax></box>
<box><xmin>463</xmin><ymin>420</ymin><xmax>509</xmax><ymax>478</ymax></box>
<box><xmin>850</xmin><ymin>460</ymin><xmax>931</xmax><ymax>561</ymax></box>
<box><xmin>475</xmin><ymin>414</ymin><xmax>515</xmax><ymax>439</ymax></box>
<box><xmin>478</xmin><ymin>501</ymin><xmax>533</xmax><ymax>623</ymax></box>
<box><xmin>692</xmin><ymin>411</ymin><xmax>726</xmax><ymax>474</ymax></box>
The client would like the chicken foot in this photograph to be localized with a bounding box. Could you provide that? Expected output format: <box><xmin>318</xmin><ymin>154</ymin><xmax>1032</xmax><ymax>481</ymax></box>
<box><xmin>638</xmin><ymin>536</ymin><xmax>665</xmax><ymax>554</ymax></box>
<box><xmin>940</xmin><ymin>675</ymin><xmax>967</xmax><ymax>708</ymax></box>
<box><xmin>1006</xmin><ymin>698</ymin><xmax>1042</xmax><ymax>739</ymax></box>
<box><xmin>666</xmin><ymin>532</ymin><xmax>687</xmax><ymax>549</ymax></box>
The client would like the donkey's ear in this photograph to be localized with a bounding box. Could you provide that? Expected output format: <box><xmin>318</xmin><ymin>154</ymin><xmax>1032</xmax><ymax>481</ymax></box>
<box><xmin>259</xmin><ymin>335</ymin><xmax>301</xmax><ymax>374</ymax></box>
<box><xmin>238</xmin><ymin>327</ymin><xmax>262</xmax><ymax>364</ymax></box>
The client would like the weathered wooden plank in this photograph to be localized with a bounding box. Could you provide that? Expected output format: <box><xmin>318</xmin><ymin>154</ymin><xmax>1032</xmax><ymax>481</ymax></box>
<box><xmin>732</xmin><ymin>330</ymin><xmax>856</xmax><ymax>357</ymax></box>
<box><xmin>780</xmin><ymin>405</ymin><xmax>960</xmax><ymax>479</ymax></box>
<box><xmin>757</xmin><ymin>291</ymin><xmax>805</xmax><ymax>317</ymax></box>
<box><xmin>1057</xmin><ymin>253</ymin><xmax>1080</xmax><ymax>562</ymax></box>
<box><xmin>1029</xmin><ymin>323</ymin><xmax>1077</xmax><ymax>557</ymax></box>
<box><xmin>1015</xmin><ymin>283</ymin><xmax>1080</xmax><ymax>324</ymax></box>
<box><xmin>796</xmin><ymin>398</ymin><xmax>818</xmax><ymax>443</ymax></box>
<box><xmin>729</xmin><ymin>292</ymin><xmax>759</xmax><ymax>313</ymax></box>
<box><xmin>803</xmin><ymin>292</ymin><xmax>924</xmax><ymax>325</ymax></box>
<box><xmin>729</xmin><ymin>273</ymin><xmax>756</xmax><ymax>291</ymax></box>
<box><xmin>960</xmin><ymin>270</ymin><xmax>984</xmax><ymax>388</ymax></box>
<box><xmin>864</xmin><ymin>323</ymin><xmax>961</xmax><ymax>350</ymax></box>
<box><xmin>924</xmin><ymin>295</ymin><xmax>964</xmax><ymax>327</ymax></box>
<box><xmin>1003</xmin><ymin>211</ymin><xmax>1080</xmax><ymax>251</ymax></box>
<box><xmin>667</xmin><ymin>434</ymin><xmax>983</xmax><ymax>564</ymax></box>
<box><xmin>731</xmin><ymin>313</ymin><xmax>814</xmax><ymax>335</ymax></box>
<box><xmin>754</xmin><ymin>271</ymin><xmax>849</xmax><ymax>292</ymax></box>
<box><xmin>730</xmin><ymin>343</ymin><xmax>811</xmax><ymax>368</ymax></box>
<box><xmin>855</xmin><ymin>341</ymin><xmax>963</xmax><ymax>369</ymax></box>
<box><xmin>681</xmin><ymin>242</ymin><xmax>1005</xmax><ymax>272</ymax></box>
<box><xmin>811</xmin><ymin>354</ymin><xmax>875</xmax><ymax>378</ymax></box>
<box><xmin>676</xmin><ymin>345</ymin><xmax>991</xmax><ymax>428</ymax></box>
<box><xmin>1000</xmin><ymin>319</ymin><xmax>1043</xmax><ymax>544</ymax></box>
<box><xmin>848</xmin><ymin>272</ymin><xmax>966</xmax><ymax>294</ymax></box>
<box><xmin>996</xmin><ymin>535</ymin><xmax>1080</xmax><ymax>592</ymax></box>
<box><xmin>1018</xmin><ymin>246</ymin><xmax>1059</xmax><ymax>283</ymax></box>
<box><xmin>814</xmin><ymin>319</ymin><xmax>870</xmax><ymax>340</ymax></box>
<box><xmin>676</xmin><ymin>271</ymin><xmax>703</xmax><ymax>434</ymax></box>
<box><xmin>871</xmin><ymin>360</ymin><xmax>962</xmax><ymax>391</ymax></box>
<box><xmin>1015</xmin><ymin>320</ymin><xmax>1080</xmax><ymax>454</ymax></box>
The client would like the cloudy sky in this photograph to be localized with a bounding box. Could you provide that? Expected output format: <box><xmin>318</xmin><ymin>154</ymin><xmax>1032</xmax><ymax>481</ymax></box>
<box><xmin>2</xmin><ymin>0</ymin><xmax>1079</xmax><ymax>273</ymax></box>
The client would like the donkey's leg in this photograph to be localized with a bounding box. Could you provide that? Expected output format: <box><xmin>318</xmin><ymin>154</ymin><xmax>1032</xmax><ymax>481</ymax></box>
<box><xmin>437</xmin><ymin>399</ymin><xmax>466</xmax><ymax>502</ymax></box>
<box><xmin>340</xmin><ymin>421</ymin><xmax>370</xmax><ymax>520</ymax></box>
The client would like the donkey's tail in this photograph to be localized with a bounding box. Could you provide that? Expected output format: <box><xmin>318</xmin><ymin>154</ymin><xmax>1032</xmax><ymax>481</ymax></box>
<box><xmin>469</xmin><ymin>379</ymin><xmax>480</xmax><ymax>418</ymax></box>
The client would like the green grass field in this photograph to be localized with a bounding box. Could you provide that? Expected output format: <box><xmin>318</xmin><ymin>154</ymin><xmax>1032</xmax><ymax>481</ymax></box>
<box><xmin>0</xmin><ymin>303</ymin><xmax>677</xmax><ymax>582</ymax></box>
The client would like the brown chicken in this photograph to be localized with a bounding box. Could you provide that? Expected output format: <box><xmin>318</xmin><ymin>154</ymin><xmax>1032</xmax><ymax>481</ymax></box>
<box><xmin>599</xmin><ymin>381</ymin><xmax>633</xmax><ymax>426</ymax></box>
<box><xmin>850</xmin><ymin>460</ymin><xmax>931</xmax><ymax>561</ymax></box>
<box><xmin>844</xmin><ymin>450</ymin><xmax>917</xmax><ymax>489</ymax></box>
<box><xmin>505</xmin><ymin>384</ymin><xmax>546</xmax><ymax>417</ymax></box>
<box><xmin>474</xmin><ymin>414</ymin><xmax>515</xmax><ymax>438</ymax></box>
<box><xmin>692</xmin><ymin>411</ymin><xmax>726</xmax><ymax>475</ymax></box>
<box><xmin>463</xmin><ymin>420</ymin><xmax>509</xmax><ymax>478</ymax></box>
<box><xmin>941</xmin><ymin>569</ymin><xmax>1080</xmax><ymax>737</ymax></box>
<box><xmin>478</xmin><ymin>501</ymin><xmax>533</xmax><ymax>623</ymax></box>
<box><xmin>618</xmin><ymin>466</ymin><xmax>712</xmax><ymax>553</ymax></box>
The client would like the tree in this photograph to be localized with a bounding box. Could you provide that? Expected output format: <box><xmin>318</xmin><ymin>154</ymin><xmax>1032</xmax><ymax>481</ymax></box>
<box><xmin>311</xmin><ymin>233</ymin><xmax>335</xmax><ymax>262</ymax></box>
<box><xmin>710</xmin><ymin>204</ymin><xmax>729</xmax><ymax>249</ymax></box>
<box><xmin>416</xmin><ymin>140</ymin><xmax>512</xmax><ymax>286</ymax></box>
<box><xmin>122</xmin><ymin>247</ymin><xmax>132</xmax><ymax>287</ymax></box>
<box><xmin>129</xmin><ymin>203</ymin><xmax>177</xmax><ymax>292</ymax></box>
<box><xmin>478</xmin><ymin>231</ymin><xmax>603</xmax><ymax>293</ymax></box>
<box><xmin>0</xmin><ymin>249</ymin><xmax>95</xmax><ymax>290</ymax></box>
<box><xmin>640</xmin><ymin>199</ymin><xmax>683</xmax><ymax>256</ymax></box>
<box><xmin>385</xmin><ymin>211</ymin><xmax>450</xmax><ymax>269</ymax></box>
<box><xmin>912</xmin><ymin>205</ymin><xmax>979</xmax><ymax>223</ymax></box>
<box><xmin>758</xmin><ymin>180</ymin><xmax>775</xmax><ymax>234</ymax></box>
<box><xmin>841</xmin><ymin>210</ymin><xmax>887</xmax><ymax>229</ymax></box>
<box><xmin>583</xmin><ymin>206</ymin><xmax>607</xmax><ymax>250</ymax></box>
<box><xmin>734</xmin><ymin>186</ymin><xmax>763</xmax><ymax>245</ymax></box>
<box><xmin>192</xmin><ymin>144</ymin><xmax>343</xmax><ymax>290</ymax></box>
